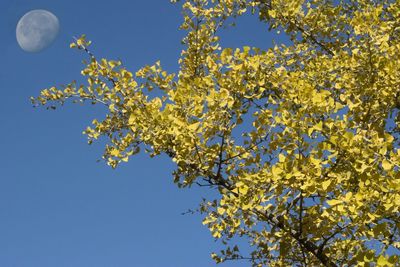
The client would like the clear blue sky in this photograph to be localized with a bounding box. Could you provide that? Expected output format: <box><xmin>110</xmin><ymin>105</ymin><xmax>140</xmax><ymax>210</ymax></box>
<box><xmin>0</xmin><ymin>1</ymin><xmax>284</xmax><ymax>266</ymax></box>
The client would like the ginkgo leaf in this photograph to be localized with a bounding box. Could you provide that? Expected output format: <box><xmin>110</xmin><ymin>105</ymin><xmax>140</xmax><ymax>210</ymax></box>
<box><xmin>382</xmin><ymin>159</ymin><xmax>392</xmax><ymax>171</ymax></box>
<box><xmin>321</xmin><ymin>180</ymin><xmax>331</xmax><ymax>190</ymax></box>
<box><xmin>326</xmin><ymin>199</ymin><xmax>342</xmax><ymax>206</ymax></box>
<box><xmin>377</xmin><ymin>255</ymin><xmax>390</xmax><ymax>266</ymax></box>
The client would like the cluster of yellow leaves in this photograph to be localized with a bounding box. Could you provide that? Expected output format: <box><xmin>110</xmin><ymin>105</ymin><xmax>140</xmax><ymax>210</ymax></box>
<box><xmin>33</xmin><ymin>0</ymin><xmax>400</xmax><ymax>266</ymax></box>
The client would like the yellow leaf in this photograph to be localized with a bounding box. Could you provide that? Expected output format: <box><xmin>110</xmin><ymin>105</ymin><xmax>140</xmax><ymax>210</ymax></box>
<box><xmin>188</xmin><ymin>121</ymin><xmax>200</xmax><ymax>131</ymax></box>
<box><xmin>382</xmin><ymin>159</ymin><xmax>392</xmax><ymax>171</ymax></box>
<box><xmin>217</xmin><ymin>207</ymin><xmax>225</xmax><ymax>215</ymax></box>
<box><xmin>110</xmin><ymin>148</ymin><xmax>120</xmax><ymax>157</ymax></box>
<box><xmin>326</xmin><ymin>199</ymin><xmax>342</xmax><ymax>206</ymax></box>
<box><xmin>314</xmin><ymin>121</ymin><xmax>323</xmax><ymax>132</ymax></box>
<box><xmin>377</xmin><ymin>255</ymin><xmax>390</xmax><ymax>266</ymax></box>
<box><xmin>322</xmin><ymin>180</ymin><xmax>331</xmax><ymax>190</ymax></box>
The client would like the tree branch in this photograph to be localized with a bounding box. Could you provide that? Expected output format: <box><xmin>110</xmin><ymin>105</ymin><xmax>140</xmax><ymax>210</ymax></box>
<box><xmin>254</xmin><ymin>210</ymin><xmax>338</xmax><ymax>267</ymax></box>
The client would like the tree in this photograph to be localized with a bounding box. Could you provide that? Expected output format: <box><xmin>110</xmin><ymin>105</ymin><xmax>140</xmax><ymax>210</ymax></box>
<box><xmin>32</xmin><ymin>0</ymin><xmax>400</xmax><ymax>265</ymax></box>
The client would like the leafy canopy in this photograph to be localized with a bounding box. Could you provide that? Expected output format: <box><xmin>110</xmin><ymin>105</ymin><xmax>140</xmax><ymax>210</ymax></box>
<box><xmin>33</xmin><ymin>0</ymin><xmax>400</xmax><ymax>266</ymax></box>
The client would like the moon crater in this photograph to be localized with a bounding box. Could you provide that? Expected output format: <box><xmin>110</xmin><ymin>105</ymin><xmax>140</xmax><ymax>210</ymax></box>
<box><xmin>16</xmin><ymin>10</ymin><xmax>60</xmax><ymax>53</ymax></box>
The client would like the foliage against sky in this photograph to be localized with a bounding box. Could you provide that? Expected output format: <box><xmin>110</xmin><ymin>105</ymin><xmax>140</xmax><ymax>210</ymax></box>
<box><xmin>34</xmin><ymin>0</ymin><xmax>400</xmax><ymax>266</ymax></box>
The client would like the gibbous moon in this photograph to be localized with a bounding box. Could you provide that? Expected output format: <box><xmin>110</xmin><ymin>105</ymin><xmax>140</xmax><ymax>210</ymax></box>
<box><xmin>16</xmin><ymin>10</ymin><xmax>60</xmax><ymax>53</ymax></box>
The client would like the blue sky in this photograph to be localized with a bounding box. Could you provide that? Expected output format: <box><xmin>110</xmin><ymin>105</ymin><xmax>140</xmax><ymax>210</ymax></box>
<box><xmin>0</xmin><ymin>1</ymin><xmax>283</xmax><ymax>266</ymax></box>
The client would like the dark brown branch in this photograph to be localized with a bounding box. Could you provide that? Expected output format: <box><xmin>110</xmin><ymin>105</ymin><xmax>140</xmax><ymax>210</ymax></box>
<box><xmin>221</xmin><ymin>129</ymin><xmax>271</xmax><ymax>164</ymax></box>
<box><xmin>254</xmin><ymin>210</ymin><xmax>338</xmax><ymax>267</ymax></box>
<box><xmin>73</xmin><ymin>36</ymin><xmax>118</xmax><ymax>87</ymax></box>
<box><xmin>216</xmin><ymin>133</ymin><xmax>226</xmax><ymax>178</ymax></box>
<box><xmin>299</xmin><ymin>193</ymin><xmax>304</xmax><ymax>236</ymax></box>
<box><xmin>292</xmin><ymin>21</ymin><xmax>335</xmax><ymax>56</ymax></box>
<box><xmin>257</xmin><ymin>1</ymin><xmax>335</xmax><ymax>56</ymax></box>
<box><xmin>193</xmin><ymin>139</ymin><xmax>204</xmax><ymax>165</ymax></box>
<box><xmin>195</xmin><ymin>181</ymin><xmax>215</xmax><ymax>187</ymax></box>
<box><xmin>318</xmin><ymin>225</ymin><xmax>344</xmax><ymax>255</ymax></box>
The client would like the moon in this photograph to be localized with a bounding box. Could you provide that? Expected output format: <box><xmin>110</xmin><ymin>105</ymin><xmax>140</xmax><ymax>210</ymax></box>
<box><xmin>16</xmin><ymin>10</ymin><xmax>60</xmax><ymax>53</ymax></box>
